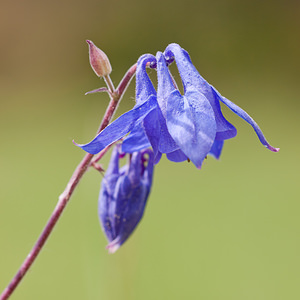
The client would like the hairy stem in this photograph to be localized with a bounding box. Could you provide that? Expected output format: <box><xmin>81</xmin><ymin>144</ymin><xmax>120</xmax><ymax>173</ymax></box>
<box><xmin>0</xmin><ymin>63</ymin><xmax>137</xmax><ymax>300</ymax></box>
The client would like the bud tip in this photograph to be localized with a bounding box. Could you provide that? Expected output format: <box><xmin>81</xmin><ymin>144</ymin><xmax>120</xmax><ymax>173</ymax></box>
<box><xmin>87</xmin><ymin>39</ymin><xmax>112</xmax><ymax>77</ymax></box>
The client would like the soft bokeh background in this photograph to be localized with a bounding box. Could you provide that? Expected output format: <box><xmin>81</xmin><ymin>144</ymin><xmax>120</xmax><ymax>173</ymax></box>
<box><xmin>0</xmin><ymin>0</ymin><xmax>299</xmax><ymax>299</ymax></box>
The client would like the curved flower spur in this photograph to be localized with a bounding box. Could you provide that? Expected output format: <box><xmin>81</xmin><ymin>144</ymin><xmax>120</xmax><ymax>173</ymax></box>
<box><xmin>99</xmin><ymin>146</ymin><xmax>154</xmax><ymax>253</ymax></box>
<box><xmin>76</xmin><ymin>43</ymin><xmax>279</xmax><ymax>168</ymax></box>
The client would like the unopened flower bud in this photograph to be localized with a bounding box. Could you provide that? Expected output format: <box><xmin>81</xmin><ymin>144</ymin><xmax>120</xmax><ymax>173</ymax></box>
<box><xmin>99</xmin><ymin>146</ymin><xmax>154</xmax><ymax>253</ymax></box>
<box><xmin>87</xmin><ymin>40</ymin><xmax>112</xmax><ymax>77</ymax></box>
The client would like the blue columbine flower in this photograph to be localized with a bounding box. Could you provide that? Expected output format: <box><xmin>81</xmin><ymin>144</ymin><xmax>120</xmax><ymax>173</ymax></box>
<box><xmin>77</xmin><ymin>43</ymin><xmax>279</xmax><ymax>168</ymax></box>
<box><xmin>99</xmin><ymin>146</ymin><xmax>154</xmax><ymax>253</ymax></box>
<box><xmin>161</xmin><ymin>43</ymin><xmax>279</xmax><ymax>166</ymax></box>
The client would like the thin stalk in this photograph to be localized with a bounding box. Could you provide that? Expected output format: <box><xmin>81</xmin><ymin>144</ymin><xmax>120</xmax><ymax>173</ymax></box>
<box><xmin>0</xmin><ymin>63</ymin><xmax>137</xmax><ymax>300</ymax></box>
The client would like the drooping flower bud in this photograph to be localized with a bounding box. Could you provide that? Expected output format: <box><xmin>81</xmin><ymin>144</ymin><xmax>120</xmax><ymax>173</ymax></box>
<box><xmin>99</xmin><ymin>146</ymin><xmax>154</xmax><ymax>253</ymax></box>
<box><xmin>87</xmin><ymin>40</ymin><xmax>112</xmax><ymax>77</ymax></box>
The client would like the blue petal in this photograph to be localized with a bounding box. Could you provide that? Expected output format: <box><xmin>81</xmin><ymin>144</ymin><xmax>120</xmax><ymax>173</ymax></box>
<box><xmin>122</xmin><ymin>124</ymin><xmax>151</xmax><ymax>153</ymax></box>
<box><xmin>105</xmin><ymin>144</ymin><xmax>121</xmax><ymax>175</ymax></box>
<box><xmin>99</xmin><ymin>181</ymin><xmax>117</xmax><ymax>242</ymax></box>
<box><xmin>143</xmin><ymin>102</ymin><xmax>179</xmax><ymax>154</ymax></box>
<box><xmin>155</xmin><ymin>52</ymin><xmax>186</xmax><ymax>153</ymax></box>
<box><xmin>141</xmin><ymin>149</ymin><xmax>155</xmax><ymax>188</ymax></box>
<box><xmin>107</xmin><ymin>150</ymin><xmax>154</xmax><ymax>253</ymax></box>
<box><xmin>210</xmin><ymin>88</ymin><xmax>237</xmax><ymax>140</ymax></box>
<box><xmin>127</xmin><ymin>151</ymin><xmax>143</xmax><ymax>186</ymax></box>
<box><xmin>157</xmin><ymin>50</ymin><xmax>217</xmax><ymax>167</ymax></box>
<box><xmin>121</xmin><ymin>54</ymin><xmax>157</xmax><ymax>153</ymax></box>
<box><xmin>166</xmin><ymin>149</ymin><xmax>188</xmax><ymax>162</ymax></box>
<box><xmin>156</xmin><ymin>51</ymin><xmax>177</xmax><ymax>116</ymax></box>
<box><xmin>166</xmin><ymin>89</ymin><xmax>216</xmax><ymax>168</ymax></box>
<box><xmin>154</xmin><ymin>151</ymin><xmax>162</xmax><ymax>164</ymax></box>
<box><xmin>156</xmin><ymin>107</ymin><xmax>180</xmax><ymax>153</ymax></box>
<box><xmin>98</xmin><ymin>146</ymin><xmax>121</xmax><ymax>242</ymax></box>
<box><xmin>164</xmin><ymin>44</ymin><xmax>202</xmax><ymax>92</ymax></box>
<box><xmin>212</xmin><ymin>86</ymin><xmax>280</xmax><ymax>152</ymax></box>
<box><xmin>208</xmin><ymin>140</ymin><xmax>224</xmax><ymax>159</ymax></box>
<box><xmin>76</xmin><ymin>95</ymin><xmax>157</xmax><ymax>154</ymax></box>
<box><xmin>135</xmin><ymin>54</ymin><xmax>157</xmax><ymax>104</ymax></box>
<box><xmin>164</xmin><ymin>43</ymin><xmax>237</xmax><ymax>141</ymax></box>
<box><xmin>143</xmin><ymin>108</ymin><xmax>160</xmax><ymax>158</ymax></box>
<box><xmin>108</xmin><ymin>179</ymin><xmax>148</xmax><ymax>253</ymax></box>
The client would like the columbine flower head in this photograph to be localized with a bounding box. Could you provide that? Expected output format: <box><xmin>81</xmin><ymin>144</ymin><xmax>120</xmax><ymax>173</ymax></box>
<box><xmin>99</xmin><ymin>146</ymin><xmax>154</xmax><ymax>253</ymax></box>
<box><xmin>77</xmin><ymin>43</ymin><xmax>279</xmax><ymax>168</ymax></box>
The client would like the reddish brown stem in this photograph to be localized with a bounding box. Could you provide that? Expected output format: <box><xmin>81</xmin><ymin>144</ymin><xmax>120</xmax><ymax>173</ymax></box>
<box><xmin>0</xmin><ymin>63</ymin><xmax>137</xmax><ymax>300</ymax></box>
<box><xmin>117</xmin><ymin>63</ymin><xmax>137</xmax><ymax>96</ymax></box>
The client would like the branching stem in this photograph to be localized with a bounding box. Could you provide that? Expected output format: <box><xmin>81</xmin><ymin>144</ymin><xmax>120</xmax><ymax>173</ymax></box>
<box><xmin>0</xmin><ymin>63</ymin><xmax>137</xmax><ymax>300</ymax></box>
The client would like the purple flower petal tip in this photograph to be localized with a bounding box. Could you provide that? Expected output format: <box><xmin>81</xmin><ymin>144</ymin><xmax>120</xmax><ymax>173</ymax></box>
<box><xmin>267</xmin><ymin>145</ymin><xmax>280</xmax><ymax>152</ymax></box>
<box><xmin>106</xmin><ymin>240</ymin><xmax>121</xmax><ymax>254</ymax></box>
<box><xmin>72</xmin><ymin>139</ymin><xmax>79</xmax><ymax>147</ymax></box>
<box><xmin>73</xmin><ymin>139</ymin><xmax>100</xmax><ymax>154</ymax></box>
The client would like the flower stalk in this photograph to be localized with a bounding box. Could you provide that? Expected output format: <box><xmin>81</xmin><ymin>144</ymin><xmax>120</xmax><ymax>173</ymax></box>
<box><xmin>0</xmin><ymin>60</ymin><xmax>138</xmax><ymax>300</ymax></box>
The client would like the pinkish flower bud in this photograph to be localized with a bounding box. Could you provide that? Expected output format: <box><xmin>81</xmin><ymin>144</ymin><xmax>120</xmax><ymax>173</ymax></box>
<box><xmin>87</xmin><ymin>40</ymin><xmax>112</xmax><ymax>77</ymax></box>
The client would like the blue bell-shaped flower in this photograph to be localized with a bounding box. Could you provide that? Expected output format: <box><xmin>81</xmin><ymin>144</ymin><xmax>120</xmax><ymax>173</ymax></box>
<box><xmin>98</xmin><ymin>146</ymin><xmax>154</xmax><ymax>253</ymax></box>
<box><xmin>76</xmin><ymin>43</ymin><xmax>279</xmax><ymax>168</ymax></box>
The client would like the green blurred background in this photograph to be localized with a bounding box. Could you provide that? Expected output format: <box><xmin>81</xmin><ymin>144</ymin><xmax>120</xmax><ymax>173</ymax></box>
<box><xmin>0</xmin><ymin>0</ymin><xmax>299</xmax><ymax>299</ymax></box>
